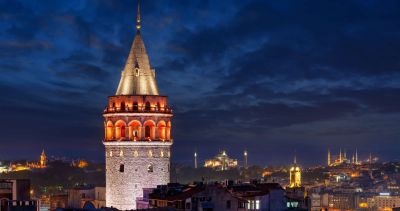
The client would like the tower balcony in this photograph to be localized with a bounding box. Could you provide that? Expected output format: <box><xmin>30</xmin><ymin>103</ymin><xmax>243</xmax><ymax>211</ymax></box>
<box><xmin>103</xmin><ymin>105</ymin><xmax>172</xmax><ymax>114</ymax></box>
<box><xmin>104</xmin><ymin>138</ymin><xmax>173</xmax><ymax>144</ymax></box>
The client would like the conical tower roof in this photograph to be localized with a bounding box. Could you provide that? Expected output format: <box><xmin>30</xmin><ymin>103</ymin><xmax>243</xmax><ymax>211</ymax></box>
<box><xmin>115</xmin><ymin>1</ymin><xmax>159</xmax><ymax>95</ymax></box>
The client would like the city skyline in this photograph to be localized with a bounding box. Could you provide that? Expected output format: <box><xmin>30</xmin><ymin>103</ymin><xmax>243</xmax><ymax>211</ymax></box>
<box><xmin>1</xmin><ymin>0</ymin><xmax>400</xmax><ymax>166</ymax></box>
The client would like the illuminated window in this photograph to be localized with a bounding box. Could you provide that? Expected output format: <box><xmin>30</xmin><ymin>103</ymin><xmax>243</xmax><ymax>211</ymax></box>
<box><xmin>134</xmin><ymin>150</ymin><xmax>139</xmax><ymax>157</ymax></box>
<box><xmin>255</xmin><ymin>200</ymin><xmax>260</xmax><ymax>210</ymax></box>
<box><xmin>147</xmin><ymin>164</ymin><xmax>153</xmax><ymax>173</ymax></box>
<box><xmin>145</xmin><ymin>102</ymin><xmax>151</xmax><ymax>111</ymax></box>
<box><xmin>133</xmin><ymin>102</ymin><xmax>138</xmax><ymax>111</ymax></box>
<box><xmin>119</xmin><ymin>164</ymin><xmax>124</xmax><ymax>172</ymax></box>
<box><xmin>121</xmin><ymin>102</ymin><xmax>125</xmax><ymax>111</ymax></box>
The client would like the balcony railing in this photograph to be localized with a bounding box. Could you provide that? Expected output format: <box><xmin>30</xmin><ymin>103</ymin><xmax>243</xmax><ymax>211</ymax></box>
<box><xmin>104</xmin><ymin>138</ymin><xmax>172</xmax><ymax>143</ymax></box>
<box><xmin>104</xmin><ymin>106</ymin><xmax>172</xmax><ymax>114</ymax></box>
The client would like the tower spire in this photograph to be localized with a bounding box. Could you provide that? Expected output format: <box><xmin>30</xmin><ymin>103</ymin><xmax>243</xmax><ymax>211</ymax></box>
<box><xmin>136</xmin><ymin>0</ymin><xmax>141</xmax><ymax>30</ymax></box>
<box><xmin>116</xmin><ymin>0</ymin><xmax>159</xmax><ymax>96</ymax></box>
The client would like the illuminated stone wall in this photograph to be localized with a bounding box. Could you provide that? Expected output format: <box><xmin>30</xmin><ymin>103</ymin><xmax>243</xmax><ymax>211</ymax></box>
<box><xmin>105</xmin><ymin>143</ymin><xmax>171</xmax><ymax>210</ymax></box>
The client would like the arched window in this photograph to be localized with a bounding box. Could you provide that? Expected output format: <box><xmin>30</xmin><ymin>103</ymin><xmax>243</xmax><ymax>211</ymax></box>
<box><xmin>133</xmin><ymin>102</ymin><xmax>138</xmax><ymax>111</ymax></box>
<box><xmin>157</xmin><ymin>121</ymin><xmax>166</xmax><ymax>140</ymax></box>
<box><xmin>144</xmin><ymin>120</ymin><xmax>155</xmax><ymax>139</ymax></box>
<box><xmin>145</xmin><ymin>126</ymin><xmax>151</xmax><ymax>138</ymax></box>
<box><xmin>119</xmin><ymin>164</ymin><xmax>124</xmax><ymax>172</ymax></box>
<box><xmin>115</xmin><ymin>120</ymin><xmax>126</xmax><ymax>140</ymax></box>
<box><xmin>128</xmin><ymin>120</ymin><xmax>141</xmax><ymax>140</ymax></box>
<box><xmin>147</xmin><ymin>164</ymin><xmax>153</xmax><ymax>173</ymax></box>
<box><xmin>106</xmin><ymin>121</ymin><xmax>114</xmax><ymax>140</ymax></box>
<box><xmin>145</xmin><ymin>102</ymin><xmax>151</xmax><ymax>111</ymax></box>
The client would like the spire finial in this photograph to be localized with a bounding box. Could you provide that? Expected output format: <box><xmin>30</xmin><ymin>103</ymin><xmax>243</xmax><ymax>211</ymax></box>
<box><xmin>136</xmin><ymin>0</ymin><xmax>141</xmax><ymax>30</ymax></box>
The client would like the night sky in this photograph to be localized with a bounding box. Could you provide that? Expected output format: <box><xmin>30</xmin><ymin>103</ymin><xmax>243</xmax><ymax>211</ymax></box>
<box><xmin>1</xmin><ymin>0</ymin><xmax>400</xmax><ymax>166</ymax></box>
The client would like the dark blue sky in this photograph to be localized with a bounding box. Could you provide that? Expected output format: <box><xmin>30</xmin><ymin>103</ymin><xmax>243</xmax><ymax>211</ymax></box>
<box><xmin>1</xmin><ymin>0</ymin><xmax>399</xmax><ymax>166</ymax></box>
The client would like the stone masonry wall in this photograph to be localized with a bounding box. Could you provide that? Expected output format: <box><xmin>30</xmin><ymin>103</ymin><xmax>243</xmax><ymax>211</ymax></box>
<box><xmin>105</xmin><ymin>144</ymin><xmax>170</xmax><ymax>210</ymax></box>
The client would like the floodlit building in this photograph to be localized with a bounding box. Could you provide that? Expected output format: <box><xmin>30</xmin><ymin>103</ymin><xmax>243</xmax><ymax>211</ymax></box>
<box><xmin>289</xmin><ymin>156</ymin><xmax>301</xmax><ymax>188</ymax></box>
<box><xmin>204</xmin><ymin>150</ymin><xmax>238</xmax><ymax>171</ymax></box>
<box><xmin>27</xmin><ymin>149</ymin><xmax>47</xmax><ymax>169</ymax></box>
<box><xmin>367</xmin><ymin>194</ymin><xmax>400</xmax><ymax>210</ymax></box>
<box><xmin>9</xmin><ymin>150</ymin><xmax>47</xmax><ymax>172</ymax></box>
<box><xmin>102</xmin><ymin>1</ymin><xmax>173</xmax><ymax>210</ymax></box>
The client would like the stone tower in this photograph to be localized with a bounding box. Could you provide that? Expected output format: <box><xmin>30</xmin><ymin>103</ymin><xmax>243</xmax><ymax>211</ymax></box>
<box><xmin>289</xmin><ymin>156</ymin><xmax>301</xmax><ymax>188</ymax></box>
<box><xmin>40</xmin><ymin>149</ymin><xmax>46</xmax><ymax>167</ymax></box>
<box><xmin>103</xmin><ymin>2</ymin><xmax>173</xmax><ymax>210</ymax></box>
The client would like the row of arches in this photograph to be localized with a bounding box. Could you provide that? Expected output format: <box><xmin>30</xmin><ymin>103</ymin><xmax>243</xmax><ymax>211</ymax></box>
<box><xmin>105</xmin><ymin>120</ymin><xmax>171</xmax><ymax>141</ymax></box>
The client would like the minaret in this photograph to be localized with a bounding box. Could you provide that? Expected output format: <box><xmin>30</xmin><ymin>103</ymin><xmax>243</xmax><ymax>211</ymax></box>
<box><xmin>194</xmin><ymin>151</ymin><xmax>198</xmax><ymax>169</ymax></box>
<box><xmin>327</xmin><ymin>149</ymin><xmax>331</xmax><ymax>166</ymax></box>
<box><xmin>352</xmin><ymin>153</ymin><xmax>355</xmax><ymax>164</ymax></box>
<box><xmin>355</xmin><ymin>148</ymin><xmax>358</xmax><ymax>165</ymax></box>
<box><xmin>103</xmin><ymin>2</ymin><xmax>173</xmax><ymax>209</ymax></box>
<box><xmin>339</xmin><ymin>148</ymin><xmax>343</xmax><ymax>163</ymax></box>
<box><xmin>244</xmin><ymin>149</ymin><xmax>248</xmax><ymax>169</ymax></box>
<box><xmin>369</xmin><ymin>153</ymin><xmax>372</xmax><ymax>164</ymax></box>
<box><xmin>344</xmin><ymin>148</ymin><xmax>347</xmax><ymax>161</ymax></box>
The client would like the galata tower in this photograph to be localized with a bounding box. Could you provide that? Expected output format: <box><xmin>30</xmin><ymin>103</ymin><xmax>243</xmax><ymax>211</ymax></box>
<box><xmin>103</xmin><ymin>2</ymin><xmax>173</xmax><ymax>209</ymax></box>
